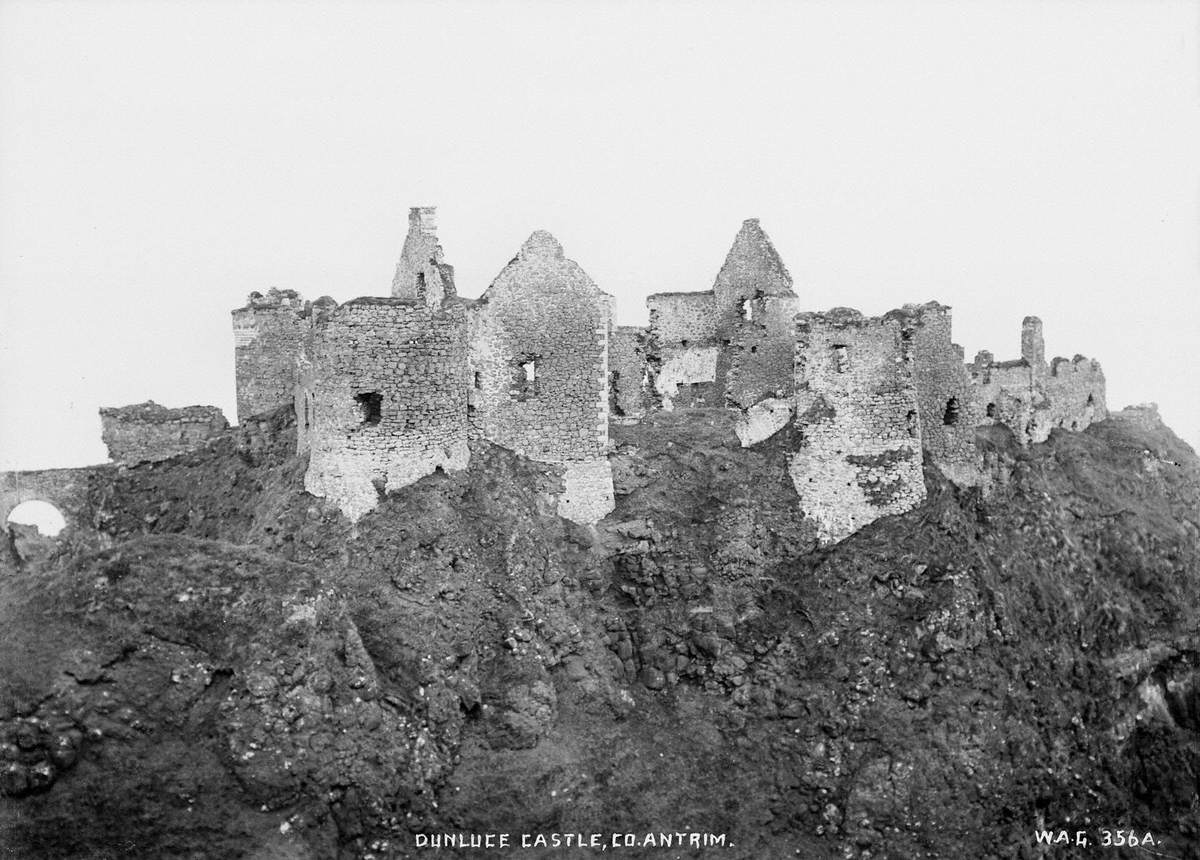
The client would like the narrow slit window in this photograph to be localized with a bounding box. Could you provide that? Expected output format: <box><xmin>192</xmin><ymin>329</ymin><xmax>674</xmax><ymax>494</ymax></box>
<box><xmin>943</xmin><ymin>397</ymin><xmax>960</xmax><ymax>426</ymax></box>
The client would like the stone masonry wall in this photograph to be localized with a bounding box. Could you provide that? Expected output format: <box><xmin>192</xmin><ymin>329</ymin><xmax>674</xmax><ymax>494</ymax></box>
<box><xmin>468</xmin><ymin>231</ymin><xmax>614</xmax><ymax>523</ymax></box>
<box><xmin>710</xmin><ymin>219</ymin><xmax>798</xmax><ymax>409</ymax></box>
<box><xmin>890</xmin><ymin>302</ymin><xmax>984</xmax><ymax>486</ymax></box>
<box><xmin>232</xmin><ymin>288</ymin><xmax>310</xmax><ymax>423</ymax></box>
<box><xmin>645</xmin><ymin>292</ymin><xmax>720</xmax><ymax>409</ymax></box>
<box><xmin>99</xmin><ymin>401</ymin><xmax>229</xmax><ymax>464</ymax></box>
<box><xmin>645</xmin><ymin>220</ymin><xmax>799</xmax><ymax>411</ymax></box>
<box><xmin>791</xmin><ymin>309</ymin><xmax>926</xmax><ymax>544</ymax></box>
<box><xmin>609</xmin><ymin>325</ymin><xmax>651</xmax><ymax>421</ymax></box>
<box><xmin>300</xmin><ymin>297</ymin><xmax>469</xmax><ymax>521</ymax></box>
<box><xmin>725</xmin><ymin>293</ymin><xmax>802</xmax><ymax>409</ymax></box>
<box><xmin>968</xmin><ymin>317</ymin><xmax>1107</xmax><ymax>446</ymax></box>
<box><xmin>1044</xmin><ymin>356</ymin><xmax>1107</xmax><ymax>432</ymax></box>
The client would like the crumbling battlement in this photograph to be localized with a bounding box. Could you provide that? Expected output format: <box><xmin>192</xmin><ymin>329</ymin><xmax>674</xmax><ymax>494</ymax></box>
<box><xmin>212</xmin><ymin>206</ymin><xmax>1109</xmax><ymax>542</ymax></box>
<box><xmin>99</xmin><ymin>401</ymin><xmax>229</xmax><ymax>464</ymax></box>
<box><xmin>969</xmin><ymin>316</ymin><xmax>1107</xmax><ymax>446</ymax></box>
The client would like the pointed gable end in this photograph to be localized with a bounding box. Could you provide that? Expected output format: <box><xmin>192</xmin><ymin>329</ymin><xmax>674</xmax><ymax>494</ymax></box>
<box><xmin>712</xmin><ymin>218</ymin><xmax>794</xmax><ymax>308</ymax></box>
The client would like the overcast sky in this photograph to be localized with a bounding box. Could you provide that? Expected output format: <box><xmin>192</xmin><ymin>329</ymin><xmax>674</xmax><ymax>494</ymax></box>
<box><xmin>1</xmin><ymin>0</ymin><xmax>1197</xmax><ymax>470</ymax></box>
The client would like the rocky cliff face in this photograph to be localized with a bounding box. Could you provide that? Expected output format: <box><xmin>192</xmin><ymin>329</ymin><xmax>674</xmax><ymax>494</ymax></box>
<box><xmin>2</xmin><ymin>407</ymin><xmax>1198</xmax><ymax>859</ymax></box>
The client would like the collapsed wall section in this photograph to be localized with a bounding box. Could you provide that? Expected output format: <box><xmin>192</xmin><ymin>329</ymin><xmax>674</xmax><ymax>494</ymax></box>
<box><xmin>468</xmin><ymin>231</ymin><xmax>614</xmax><ymax>524</ymax></box>
<box><xmin>890</xmin><ymin>302</ymin><xmax>984</xmax><ymax>486</ymax></box>
<box><xmin>231</xmin><ymin>289</ymin><xmax>310</xmax><ymax>423</ymax></box>
<box><xmin>609</xmin><ymin>325</ymin><xmax>651</xmax><ymax>421</ymax></box>
<box><xmin>969</xmin><ymin>317</ymin><xmax>1107</xmax><ymax>445</ymax></box>
<box><xmin>645</xmin><ymin>292</ymin><xmax>720</xmax><ymax>408</ymax></box>
<box><xmin>99</xmin><ymin>402</ymin><xmax>229</xmax><ymax>464</ymax></box>
<box><xmin>299</xmin><ymin>297</ymin><xmax>469</xmax><ymax>521</ymax></box>
<box><xmin>791</xmin><ymin>309</ymin><xmax>926</xmax><ymax>543</ymax></box>
<box><xmin>1044</xmin><ymin>356</ymin><xmax>1107</xmax><ymax>431</ymax></box>
<box><xmin>724</xmin><ymin>292</ymin><xmax>802</xmax><ymax>409</ymax></box>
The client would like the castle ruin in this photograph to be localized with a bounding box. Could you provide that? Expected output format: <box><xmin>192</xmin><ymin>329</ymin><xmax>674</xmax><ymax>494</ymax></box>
<box><xmin>47</xmin><ymin>206</ymin><xmax>1105</xmax><ymax>543</ymax></box>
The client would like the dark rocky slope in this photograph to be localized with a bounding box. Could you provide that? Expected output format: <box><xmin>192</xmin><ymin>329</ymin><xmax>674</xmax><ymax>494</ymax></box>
<box><xmin>2</xmin><ymin>408</ymin><xmax>1197</xmax><ymax>859</ymax></box>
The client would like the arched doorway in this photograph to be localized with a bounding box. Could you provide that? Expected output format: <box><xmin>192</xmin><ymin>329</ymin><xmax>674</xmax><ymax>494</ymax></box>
<box><xmin>6</xmin><ymin>500</ymin><xmax>67</xmax><ymax>537</ymax></box>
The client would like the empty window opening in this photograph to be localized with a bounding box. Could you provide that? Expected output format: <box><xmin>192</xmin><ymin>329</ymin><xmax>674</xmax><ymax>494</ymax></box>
<box><xmin>6</xmin><ymin>500</ymin><xmax>66</xmax><ymax>538</ymax></box>
<box><xmin>750</xmin><ymin>345</ymin><xmax>758</xmax><ymax>354</ymax></box>
<box><xmin>985</xmin><ymin>402</ymin><xmax>996</xmax><ymax>418</ymax></box>
<box><xmin>943</xmin><ymin>397</ymin><xmax>961</xmax><ymax>426</ymax></box>
<box><xmin>355</xmin><ymin>392</ymin><xmax>383</xmax><ymax>425</ymax></box>
<box><xmin>680</xmin><ymin>339</ymin><xmax>689</xmax><ymax>348</ymax></box>
<box><xmin>415</xmin><ymin>271</ymin><xmax>426</xmax><ymax>298</ymax></box>
<box><xmin>510</xmin><ymin>356</ymin><xmax>540</xmax><ymax>399</ymax></box>
<box><xmin>741</xmin><ymin>299</ymin><xmax>753</xmax><ymax>321</ymax></box>
<box><xmin>832</xmin><ymin>344</ymin><xmax>849</xmax><ymax>373</ymax></box>
<box><xmin>906</xmin><ymin>409</ymin><xmax>919</xmax><ymax>437</ymax></box>
<box><xmin>473</xmin><ymin>371</ymin><xmax>483</xmax><ymax>390</ymax></box>
<box><xmin>303</xmin><ymin>394</ymin><xmax>313</xmax><ymax>431</ymax></box>
<box><xmin>1086</xmin><ymin>393</ymin><xmax>1095</xmax><ymax>406</ymax></box>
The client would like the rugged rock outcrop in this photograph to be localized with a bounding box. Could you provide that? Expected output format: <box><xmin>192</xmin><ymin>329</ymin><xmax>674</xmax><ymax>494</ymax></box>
<box><xmin>2</xmin><ymin>406</ymin><xmax>1197</xmax><ymax>859</ymax></box>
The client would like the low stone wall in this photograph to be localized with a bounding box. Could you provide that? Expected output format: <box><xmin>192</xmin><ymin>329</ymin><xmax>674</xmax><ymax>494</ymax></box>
<box><xmin>99</xmin><ymin>402</ymin><xmax>229</xmax><ymax>464</ymax></box>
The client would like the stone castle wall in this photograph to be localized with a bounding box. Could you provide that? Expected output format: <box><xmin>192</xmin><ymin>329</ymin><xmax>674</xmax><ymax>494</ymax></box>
<box><xmin>99</xmin><ymin>401</ymin><xmax>229</xmax><ymax>464</ymax></box>
<box><xmin>969</xmin><ymin>317</ymin><xmax>1106</xmax><ymax>446</ymax></box>
<box><xmin>645</xmin><ymin>292</ymin><xmax>720</xmax><ymax>409</ymax></box>
<box><xmin>232</xmin><ymin>289</ymin><xmax>311</xmax><ymax>422</ymax></box>
<box><xmin>790</xmin><ymin>309</ymin><xmax>926</xmax><ymax>543</ymax></box>
<box><xmin>724</xmin><ymin>293</ymin><xmax>802</xmax><ymax>409</ymax></box>
<box><xmin>467</xmin><ymin>231</ymin><xmax>615</xmax><ymax>523</ymax></box>
<box><xmin>609</xmin><ymin>325</ymin><xmax>651</xmax><ymax>421</ymax></box>
<box><xmin>218</xmin><ymin>208</ymin><xmax>1110</xmax><ymax>542</ymax></box>
<box><xmin>891</xmin><ymin>302</ymin><xmax>985</xmax><ymax>486</ymax></box>
<box><xmin>299</xmin><ymin>297</ymin><xmax>470</xmax><ymax>522</ymax></box>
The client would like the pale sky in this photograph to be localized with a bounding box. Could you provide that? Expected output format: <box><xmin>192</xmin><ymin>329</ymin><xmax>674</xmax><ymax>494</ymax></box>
<box><xmin>2</xmin><ymin>0</ymin><xmax>1197</xmax><ymax>470</ymax></box>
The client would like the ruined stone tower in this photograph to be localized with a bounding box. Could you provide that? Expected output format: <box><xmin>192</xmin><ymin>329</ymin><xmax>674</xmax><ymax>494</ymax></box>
<box><xmin>790</xmin><ymin>309</ymin><xmax>926</xmax><ymax>542</ymax></box>
<box><xmin>231</xmin><ymin>289</ymin><xmax>310</xmax><ymax>422</ymax></box>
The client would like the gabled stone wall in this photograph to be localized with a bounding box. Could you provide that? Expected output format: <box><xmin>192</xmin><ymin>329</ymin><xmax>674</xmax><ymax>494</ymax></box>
<box><xmin>99</xmin><ymin>401</ymin><xmax>229</xmax><ymax>464</ymax></box>
<box><xmin>468</xmin><ymin>231</ymin><xmax>614</xmax><ymax>524</ymax></box>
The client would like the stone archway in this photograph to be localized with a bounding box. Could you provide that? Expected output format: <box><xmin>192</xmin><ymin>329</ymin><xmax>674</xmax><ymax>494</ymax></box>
<box><xmin>6</xmin><ymin>500</ymin><xmax>67</xmax><ymax>537</ymax></box>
